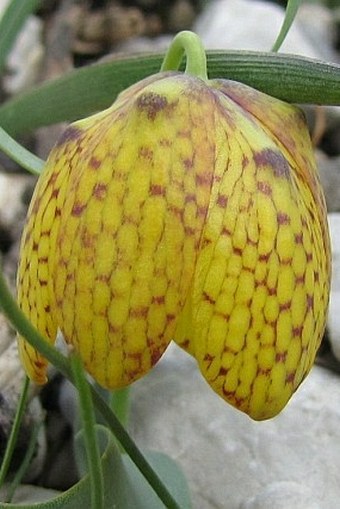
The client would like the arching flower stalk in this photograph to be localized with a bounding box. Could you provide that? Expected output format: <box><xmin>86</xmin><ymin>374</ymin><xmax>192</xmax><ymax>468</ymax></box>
<box><xmin>17</xmin><ymin>32</ymin><xmax>331</xmax><ymax>420</ymax></box>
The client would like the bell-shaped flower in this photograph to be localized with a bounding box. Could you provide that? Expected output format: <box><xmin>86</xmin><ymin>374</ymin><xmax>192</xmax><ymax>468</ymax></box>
<box><xmin>17</xmin><ymin>33</ymin><xmax>331</xmax><ymax>420</ymax></box>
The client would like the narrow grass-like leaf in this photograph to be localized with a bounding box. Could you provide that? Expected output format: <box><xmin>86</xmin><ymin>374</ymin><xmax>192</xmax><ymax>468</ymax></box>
<box><xmin>0</xmin><ymin>126</ymin><xmax>44</xmax><ymax>175</ymax></box>
<box><xmin>0</xmin><ymin>377</ymin><xmax>30</xmax><ymax>491</ymax></box>
<box><xmin>272</xmin><ymin>0</ymin><xmax>302</xmax><ymax>52</ymax></box>
<box><xmin>0</xmin><ymin>0</ymin><xmax>41</xmax><ymax>75</ymax></box>
<box><xmin>0</xmin><ymin>51</ymin><xmax>340</xmax><ymax>138</ymax></box>
<box><xmin>5</xmin><ymin>417</ymin><xmax>43</xmax><ymax>503</ymax></box>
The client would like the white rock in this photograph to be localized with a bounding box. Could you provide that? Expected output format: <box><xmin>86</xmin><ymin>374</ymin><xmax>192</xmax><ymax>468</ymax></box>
<box><xmin>0</xmin><ymin>173</ymin><xmax>34</xmax><ymax>228</ymax></box>
<box><xmin>2</xmin><ymin>15</ymin><xmax>44</xmax><ymax>95</ymax></box>
<box><xmin>328</xmin><ymin>213</ymin><xmax>340</xmax><ymax>361</ymax></box>
<box><xmin>194</xmin><ymin>0</ymin><xmax>337</xmax><ymax>60</ymax></box>
<box><xmin>240</xmin><ymin>481</ymin><xmax>320</xmax><ymax>509</ymax></box>
<box><xmin>130</xmin><ymin>343</ymin><xmax>340</xmax><ymax>509</ymax></box>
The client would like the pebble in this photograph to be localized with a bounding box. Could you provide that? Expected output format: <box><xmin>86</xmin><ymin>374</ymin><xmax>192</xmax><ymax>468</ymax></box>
<box><xmin>194</xmin><ymin>0</ymin><xmax>337</xmax><ymax>60</ymax></box>
<box><xmin>130</xmin><ymin>342</ymin><xmax>340</xmax><ymax>509</ymax></box>
<box><xmin>3</xmin><ymin>16</ymin><xmax>44</xmax><ymax>95</ymax></box>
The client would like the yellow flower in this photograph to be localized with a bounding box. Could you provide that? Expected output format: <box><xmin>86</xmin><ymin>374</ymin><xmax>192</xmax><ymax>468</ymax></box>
<box><xmin>17</xmin><ymin>69</ymin><xmax>330</xmax><ymax>420</ymax></box>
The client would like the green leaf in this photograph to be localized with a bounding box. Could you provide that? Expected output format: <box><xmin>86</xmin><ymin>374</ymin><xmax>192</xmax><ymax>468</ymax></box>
<box><xmin>0</xmin><ymin>51</ymin><xmax>340</xmax><ymax>137</ymax></box>
<box><xmin>272</xmin><ymin>0</ymin><xmax>302</xmax><ymax>52</ymax></box>
<box><xmin>0</xmin><ymin>0</ymin><xmax>41</xmax><ymax>75</ymax></box>
<box><xmin>0</xmin><ymin>426</ymin><xmax>118</xmax><ymax>509</ymax></box>
<box><xmin>118</xmin><ymin>450</ymin><xmax>192</xmax><ymax>509</ymax></box>
<box><xmin>0</xmin><ymin>426</ymin><xmax>191</xmax><ymax>508</ymax></box>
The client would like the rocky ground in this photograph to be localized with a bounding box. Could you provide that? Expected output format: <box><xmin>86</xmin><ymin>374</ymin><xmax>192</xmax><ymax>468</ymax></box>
<box><xmin>1</xmin><ymin>1</ymin><xmax>340</xmax><ymax>507</ymax></box>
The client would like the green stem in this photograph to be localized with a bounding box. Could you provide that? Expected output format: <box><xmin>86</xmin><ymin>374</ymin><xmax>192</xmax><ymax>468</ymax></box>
<box><xmin>110</xmin><ymin>387</ymin><xmax>130</xmax><ymax>427</ymax></box>
<box><xmin>71</xmin><ymin>355</ymin><xmax>104</xmax><ymax>509</ymax></box>
<box><xmin>0</xmin><ymin>126</ymin><xmax>44</xmax><ymax>175</ymax></box>
<box><xmin>0</xmin><ymin>268</ymin><xmax>181</xmax><ymax>509</ymax></box>
<box><xmin>90</xmin><ymin>386</ymin><xmax>181</xmax><ymax>509</ymax></box>
<box><xmin>0</xmin><ymin>377</ymin><xmax>30</xmax><ymax>490</ymax></box>
<box><xmin>161</xmin><ymin>30</ymin><xmax>208</xmax><ymax>80</ymax></box>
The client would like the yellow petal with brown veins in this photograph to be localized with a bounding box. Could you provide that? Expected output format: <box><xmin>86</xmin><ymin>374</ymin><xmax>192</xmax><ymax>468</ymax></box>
<box><xmin>175</xmin><ymin>79</ymin><xmax>330</xmax><ymax>420</ymax></box>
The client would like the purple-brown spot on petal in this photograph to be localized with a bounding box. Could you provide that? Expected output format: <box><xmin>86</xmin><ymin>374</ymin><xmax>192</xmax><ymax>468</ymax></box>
<box><xmin>293</xmin><ymin>326</ymin><xmax>303</xmax><ymax>337</ymax></box>
<box><xmin>152</xmin><ymin>295</ymin><xmax>165</xmax><ymax>305</ymax></box>
<box><xmin>254</xmin><ymin>148</ymin><xmax>290</xmax><ymax>179</ymax></box>
<box><xmin>93</xmin><ymin>182</ymin><xmax>108</xmax><ymax>200</ymax></box>
<box><xmin>275</xmin><ymin>351</ymin><xmax>287</xmax><ymax>363</ymax></box>
<box><xmin>130</xmin><ymin>306</ymin><xmax>149</xmax><ymax>318</ymax></box>
<box><xmin>307</xmin><ymin>294</ymin><xmax>314</xmax><ymax>310</ymax></box>
<box><xmin>217</xmin><ymin>194</ymin><xmax>228</xmax><ymax>208</ymax></box>
<box><xmin>56</xmin><ymin>126</ymin><xmax>82</xmax><ymax>147</ymax></box>
<box><xmin>203</xmin><ymin>291</ymin><xmax>216</xmax><ymax>305</ymax></box>
<box><xmin>183</xmin><ymin>158</ymin><xmax>194</xmax><ymax>170</ymax></box>
<box><xmin>184</xmin><ymin>226</ymin><xmax>195</xmax><ymax>236</ymax></box>
<box><xmin>277</xmin><ymin>212</ymin><xmax>290</xmax><ymax>225</ymax></box>
<box><xmin>196</xmin><ymin>172</ymin><xmax>212</xmax><ymax>187</ymax></box>
<box><xmin>286</xmin><ymin>371</ymin><xmax>296</xmax><ymax>384</ymax></box>
<box><xmin>137</xmin><ymin>92</ymin><xmax>168</xmax><ymax>120</ymax></box>
<box><xmin>257</xmin><ymin>181</ymin><xmax>272</xmax><ymax>196</ymax></box>
<box><xmin>295</xmin><ymin>232</ymin><xmax>303</xmax><ymax>244</ymax></box>
<box><xmin>233</xmin><ymin>246</ymin><xmax>243</xmax><ymax>256</ymax></box>
<box><xmin>89</xmin><ymin>157</ymin><xmax>101</xmax><ymax>170</ymax></box>
<box><xmin>166</xmin><ymin>313</ymin><xmax>175</xmax><ymax>324</ymax></box>
<box><xmin>139</xmin><ymin>146</ymin><xmax>153</xmax><ymax>159</ymax></box>
<box><xmin>71</xmin><ymin>202</ymin><xmax>86</xmax><ymax>216</ymax></box>
<box><xmin>150</xmin><ymin>184</ymin><xmax>166</xmax><ymax>197</ymax></box>
<box><xmin>279</xmin><ymin>301</ymin><xmax>291</xmax><ymax>312</ymax></box>
<box><xmin>259</xmin><ymin>253</ymin><xmax>270</xmax><ymax>262</ymax></box>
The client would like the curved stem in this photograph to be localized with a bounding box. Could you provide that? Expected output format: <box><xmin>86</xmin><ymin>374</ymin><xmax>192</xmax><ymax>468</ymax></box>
<box><xmin>161</xmin><ymin>30</ymin><xmax>208</xmax><ymax>80</ymax></box>
<box><xmin>0</xmin><ymin>126</ymin><xmax>44</xmax><ymax>175</ymax></box>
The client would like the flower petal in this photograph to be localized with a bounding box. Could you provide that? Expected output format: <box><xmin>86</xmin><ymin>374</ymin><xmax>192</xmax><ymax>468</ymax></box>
<box><xmin>174</xmin><ymin>82</ymin><xmax>330</xmax><ymax>420</ymax></box>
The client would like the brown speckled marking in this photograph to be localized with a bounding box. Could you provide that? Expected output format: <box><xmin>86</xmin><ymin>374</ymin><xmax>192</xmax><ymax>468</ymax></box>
<box><xmin>93</xmin><ymin>183</ymin><xmax>108</xmax><ymax>200</ymax></box>
<box><xmin>55</xmin><ymin>126</ymin><xmax>82</xmax><ymax>147</ymax></box>
<box><xmin>254</xmin><ymin>148</ymin><xmax>290</xmax><ymax>178</ymax></box>
<box><xmin>71</xmin><ymin>202</ymin><xmax>87</xmax><ymax>216</ymax></box>
<box><xmin>277</xmin><ymin>212</ymin><xmax>290</xmax><ymax>225</ymax></box>
<box><xmin>137</xmin><ymin>92</ymin><xmax>168</xmax><ymax>120</ymax></box>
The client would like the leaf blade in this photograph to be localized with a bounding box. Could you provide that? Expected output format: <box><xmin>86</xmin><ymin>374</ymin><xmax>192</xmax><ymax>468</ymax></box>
<box><xmin>272</xmin><ymin>0</ymin><xmax>302</xmax><ymax>52</ymax></box>
<box><xmin>0</xmin><ymin>51</ymin><xmax>340</xmax><ymax>138</ymax></box>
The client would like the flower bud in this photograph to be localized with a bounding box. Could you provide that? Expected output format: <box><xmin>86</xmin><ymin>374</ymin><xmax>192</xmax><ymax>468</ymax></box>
<box><xmin>17</xmin><ymin>69</ymin><xmax>330</xmax><ymax>420</ymax></box>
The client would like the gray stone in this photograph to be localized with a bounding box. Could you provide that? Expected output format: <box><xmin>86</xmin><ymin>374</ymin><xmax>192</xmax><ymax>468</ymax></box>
<box><xmin>130</xmin><ymin>342</ymin><xmax>340</xmax><ymax>509</ymax></box>
<box><xmin>240</xmin><ymin>481</ymin><xmax>320</xmax><ymax>509</ymax></box>
<box><xmin>317</xmin><ymin>152</ymin><xmax>340</xmax><ymax>212</ymax></box>
<box><xmin>2</xmin><ymin>15</ymin><xmax>44</xmax><ymax>95</ymax></box>
<box><xmin>194</xmin><ymin>0</ymin><xmax>337</xmax><ymax>61</ymax></box>
<box><xmin>327</xmin><ymin>213</ymin><xmax>340</xmax><ymax>362</ymax></box>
